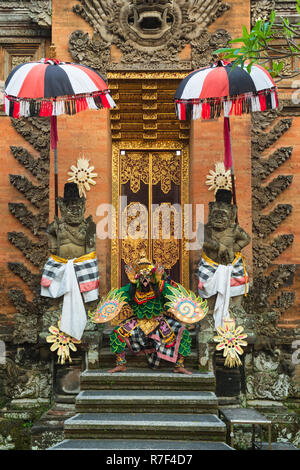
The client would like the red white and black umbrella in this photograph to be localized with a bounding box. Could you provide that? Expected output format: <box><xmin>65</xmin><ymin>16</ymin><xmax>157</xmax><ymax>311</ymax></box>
<box><xmin>3</xmin><ymin>58</ymin><xmax>116</xmax><ymax>214</ymax></box>
<box><xmin>174</xmin><ymin>60</ymin><xmax>278</xmax><ymax>206</ymax></box>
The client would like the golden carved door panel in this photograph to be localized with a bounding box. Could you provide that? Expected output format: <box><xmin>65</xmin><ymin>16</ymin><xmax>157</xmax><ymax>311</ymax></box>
<box><xmin>111</xmin><ymin>145</ymin><xmax>189</xmax><ymax>288</ymax></box>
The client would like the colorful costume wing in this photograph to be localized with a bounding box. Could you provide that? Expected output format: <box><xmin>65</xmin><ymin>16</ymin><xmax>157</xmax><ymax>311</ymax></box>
<box><xmin>89</xmin><ymin>289</ymin><xmax>127</xmax><ymax>324</ymax></box>
<box><xmin>164</xmin><ymin>283</ymin><xmax>208</xmax><ymax>324</ymax></box>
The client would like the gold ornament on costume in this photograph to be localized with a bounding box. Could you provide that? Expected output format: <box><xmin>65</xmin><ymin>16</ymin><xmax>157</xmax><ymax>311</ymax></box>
<box><xmin>136</xmin><ymin>252</ymin><xmax>154</xmax><ymax>273</ymax></box>
<box><xmin>46</xmin><ymin>321</ymin><xmax>81</xmax><ymax>365</ymax></box>
<box><xmin>110</xmin><ymin>303</ymin><xmax>134</xmax><ymax>326</ymax></box>
<box><xmin>125</xmin><ymin>252</ymin><xmax>165</xmax><ymax>285</ymax></box>
<box><xmin>67</xmin><ymin>156</ymin><xmax>98</xmax><ymax>197</ymax></box>
<box><xmin>213</xmin><ymin>318</ymin><xmax>248</xmax><ymax>368</ymax></box>
<box><xmin>206</xmin><ymin>162</ymin><xmax>232</xmax><ymax>193</ymax></box>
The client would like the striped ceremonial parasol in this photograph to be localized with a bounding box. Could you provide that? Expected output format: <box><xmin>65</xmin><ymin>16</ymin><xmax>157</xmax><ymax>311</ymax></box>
<box><xmin>174</xmin><ymin>60</ymin><xmax>278</xmax><ymax>207</ymax></box>
<box><xmin>3</xmin><ymin>58</ymin><xmax>116</xmax><ymax>215</ymax></box>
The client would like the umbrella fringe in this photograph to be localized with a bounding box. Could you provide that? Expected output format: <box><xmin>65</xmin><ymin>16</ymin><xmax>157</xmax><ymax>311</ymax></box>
<box><xmin>175</xmin><ymin>88</ymin><xmax>278</xmax><ymax>121</ymax></box>
<box><xmin>3</xmin><ymin>90</ymin><xmax>115</xmax><ymax>118</ymax></box>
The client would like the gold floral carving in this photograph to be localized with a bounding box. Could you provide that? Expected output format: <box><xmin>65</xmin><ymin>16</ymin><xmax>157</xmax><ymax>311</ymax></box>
<box><xmin>121</xmin><ymin>202</ymin><xmax>149</xmax><ymax>265</ymax></box>
<box><xmin>152</xmin><ymin>152</ymin><xmax>180</xmax><ymax>194</ymax></box>
<box><xmin>120</xmin><ymin>151</ymin><xmax>181</xmax><ymax>194</ymax></box>
<box><xmin>152</xmin><ymin>203</ymin><xmax>180</xmax><ymax>270</ymax></box>
<box><xmin>111</xmin><ymin>139</ymin><xmax>190</xmax><ymax>290</ymax></box>
<box><xmin>120</xmin><ymin>153</ymin><xmax>149</xmax><ymax>193</ymax></box>
<box><xmin>107</xmin><ymin>72</ymin><xmax>189</xmax><ymax>80</ymax></box>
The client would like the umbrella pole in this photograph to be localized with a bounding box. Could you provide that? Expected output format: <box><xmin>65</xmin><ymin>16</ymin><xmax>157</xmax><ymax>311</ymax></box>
<box><xmin>54</xmin><ymin>148</ymin><xmax>58</xmax><ymax>217</ymax></box>
<box><xmin>224</xmin><ymin>117</ymin><xmax>238</xmax><ymax>222</ymax></box>
<box><xmin>50</xmin><ymin>116</ymin><xmax>59</xmax><ymax>217</ymax></box>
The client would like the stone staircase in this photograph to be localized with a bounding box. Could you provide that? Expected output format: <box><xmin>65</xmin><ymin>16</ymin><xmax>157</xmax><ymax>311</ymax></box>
<box><xmin>49</xmin><ymin>325</ymin><xmax>233</xmax><ymax>450</ymax></box>
<box><xmin>50</xmin><ymin>369</ymin><xmax>232</xmax><ymax>450</ymax></box>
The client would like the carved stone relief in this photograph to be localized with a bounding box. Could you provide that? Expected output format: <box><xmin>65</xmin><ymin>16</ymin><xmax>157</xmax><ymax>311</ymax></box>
<box><xmin>7</xmin><ymin>117</ymin><xmax>51</xmax><ymax>344</ymax></box>
<box><xmin>250</xmin><ymin>108</ymin><xmax>295</xmax><ymax>314</ymax></box>
<box><xmin>251</xmin><ymin>0</ymin><xmax>276</xmax><ymax>25</ymax></box>
<box><xmin>70</xmin><ymin>0</ymin><xmax>231</xmax><ymax>71</ymax></box>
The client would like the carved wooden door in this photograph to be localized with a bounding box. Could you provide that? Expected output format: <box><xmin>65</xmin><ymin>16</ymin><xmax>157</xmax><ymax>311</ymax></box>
<box><xmin>119</xmin><ymin>150</ymin><xmax>183</xmax><ymax>286</ymax></box>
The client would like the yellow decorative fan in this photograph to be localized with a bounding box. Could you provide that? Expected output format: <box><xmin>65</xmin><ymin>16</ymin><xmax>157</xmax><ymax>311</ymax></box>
<box><xmin>46</xmin><ymin>321</ymin><xmax>81</xmax><ymax>365</ymax></box>
<box><xmin>214</xmin><ymin>319</ymin><xmax>248</xmax><ymax>368</ymax></box>
<box><xmin>89</xmin><ymin>289</ymin><xmax>127</xmax><ymax>324</ymax></box>
<box><xmin>164</xmin><ymin>283</ymin><xmax>208</xmax><ymax>324</ymax></box>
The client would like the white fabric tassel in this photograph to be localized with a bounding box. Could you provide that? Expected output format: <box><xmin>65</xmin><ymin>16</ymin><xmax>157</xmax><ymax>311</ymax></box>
<box><xmin>20</xmin><ymin>100</ymin><xmax>30</xmax><ymax>117</ymax></box>
<box><xmin>52</xmin><ymin>101</ymin><xmax>57</xmax><ymax>116</ymax></box>
<box><xmin>224</xmin><ymin>100</ymin><xmax>232</xmax><ymax>117</ymax></box>
<box><xmin>271</xmin><ymin>91</ymin><xmax>277</xmax><ymax>109</ymax></box>
<box><xmin>19</xmin><ymin>101</ymin><xmax>25</xmax><ymax>117</ymax></box>
<box><xmin>193</xmin><ymin>103</ymin><xmax>202</xmax><ymax>120</ymax></box>
<box><xmin>54</xmin><ymin>100</ymin><xmax>65</xmax><ymax>116</ymax></box>
<box><xmin>251</xmin><ymin>96</ymin><xmax>261</xmax><ymax>112</ymax></box>
<box><xmin>86</xmin><ymin>97</ymin><xmax>98</xmax><ymax>110</ymax></box>
<box><xmin>4</xmin><ymin>97</ymin><xmax>10</xmax><ymax>116</ymax></box>
<box><xmin>106</xmin><ymin>94</ymin><xmax>116</xmax><ymax>108</ymax></box>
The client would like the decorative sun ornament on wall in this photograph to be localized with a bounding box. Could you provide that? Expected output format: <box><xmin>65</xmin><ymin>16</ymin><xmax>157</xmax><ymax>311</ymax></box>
<box><xmin>46</xmin><ymin>321</ymin><xmax>81</xmax><ymax>365</ymax></box>
<box><xmin>213</xmin><ymin>318</ymin><xmax>248</xmax><ymax>368</ymax></box>
<box><xmin>206</xmin><ymin>162</ymin><xmax>232</xmax><ymax>193</ymax></box>
<box><xmin>67</xmin><ymin>156</ymin><xmax>98</xmax><ymax>197</ymax></box>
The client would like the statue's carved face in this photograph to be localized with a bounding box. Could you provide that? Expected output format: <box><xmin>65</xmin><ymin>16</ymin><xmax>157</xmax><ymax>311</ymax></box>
<box><xmin>58</xmin><ymin>198</ymin><xmax>86</xmax><ymax>225</ymax></box>
<box><xmin>209</xmin><ymin>202</ymin><xmax>235</xmax><ymax>229</ymax></box>
<box><xmin>120</xmin><ymin>0</ymin><xmax>178</xmax><ymax>47</ymax></box>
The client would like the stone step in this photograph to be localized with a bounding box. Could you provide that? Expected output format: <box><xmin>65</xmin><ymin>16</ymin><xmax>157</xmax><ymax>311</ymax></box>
<box><xmin>64</xmin><ymin>412</ymin><xmax>226</xmax><ymax>441</ymax></box>
<box><xmin>80</xmin><ymin>369</ymin><xmax>216</xmax><ymax>391</ymax></box>
<box><xmin>75</xmin><ymin>390</ymin><xmax>219</xmax><ymax>414</ymax></box>
<box><xmin>98</xmin><ymin>348</ymin><xmax>198</xmax><ymax>369</ymax></box>
<box><xmin>50</xmin><ymin>438</ymin><xmax>234</xmax><ymax>451</ymax></box>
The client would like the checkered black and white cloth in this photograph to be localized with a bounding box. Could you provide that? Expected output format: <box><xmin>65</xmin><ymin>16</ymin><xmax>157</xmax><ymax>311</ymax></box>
<box><xmin>40</xmin><ymin>254</ymin><xmax>99</xmax><ymax>340</ymax></box>
<box><xmin>124</xmin><ymin>316</ymin><xmax>186</xmax><ymax>368</ymax></box>
<box><xmin>197</xmin><ymin>252</ymin><xmax>249</xmax><ymax>329</ymax></box>
<box><xmin>198</xmin><ymin>253</ymin><xmax>249</xmax><ymax>298</ymax></box>
<box><xmin>41</xmin><ymin>255</ymin><xmax>99</xmax><ymax>299</ymax></box>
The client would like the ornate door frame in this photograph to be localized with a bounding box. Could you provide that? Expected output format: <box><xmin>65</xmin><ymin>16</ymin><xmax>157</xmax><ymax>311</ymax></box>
<box><xmin>111</xmin><ymin>140</ymin><xmax>190</xmax><ymax>289</ymax></box>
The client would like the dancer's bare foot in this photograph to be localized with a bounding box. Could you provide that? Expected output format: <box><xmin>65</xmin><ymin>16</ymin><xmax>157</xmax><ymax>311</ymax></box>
<box><xmin>108</xmin><ymin>365</ymin><xmax>127</xmax><ymax>374</ymax></box>
<box><xmin>173</xmin><ymin>366</ymin><xmax>192</xmax><ymax>375</ymax></box>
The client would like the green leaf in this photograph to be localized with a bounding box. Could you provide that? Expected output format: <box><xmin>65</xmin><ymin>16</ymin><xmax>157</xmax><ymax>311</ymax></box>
<box><xmin>246</xmin><ymin>60</ymin><xmax>255</xmax><ymax>73</ymax></box>
<box><xmin>214</xmin><ymin>47</ymin><xmax>234</xmax><ymax>53</ymax></box>
<box><xmin>277</xmin><ymin>61</ymin><xmax>284</xmax><ymax>73</ymax></box>
<box><xmin>270</xmin><ymin>10</ymin><xmax>276</xmax><ymax>23</ymax></box>
<box><xmin>242</xmin><ymin>25</ymin><xmax>249</xmax><ymax>39</ymax></box>
<box><xmin>229</xmin><ymin>37</ymin><xmax>245</xmax><ymax>44</ymax></box>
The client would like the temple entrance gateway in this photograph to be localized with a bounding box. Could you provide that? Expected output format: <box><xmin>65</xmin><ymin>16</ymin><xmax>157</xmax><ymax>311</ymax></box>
<box><xmin>108</xmin><ymin>73</ymin><xmax>191</xmax><ymax>290</ymax></box>
<box><xmin>115</xmin><ymin>148</ymin><xmax>190</xmax><ymax>288</ymax></box>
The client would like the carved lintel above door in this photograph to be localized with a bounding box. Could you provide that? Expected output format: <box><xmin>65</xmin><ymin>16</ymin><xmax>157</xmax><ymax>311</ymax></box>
<box><xmin>70</xmin><ymin>1</ymin><xmax>231</xmax><ymax>72</ymax></box>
